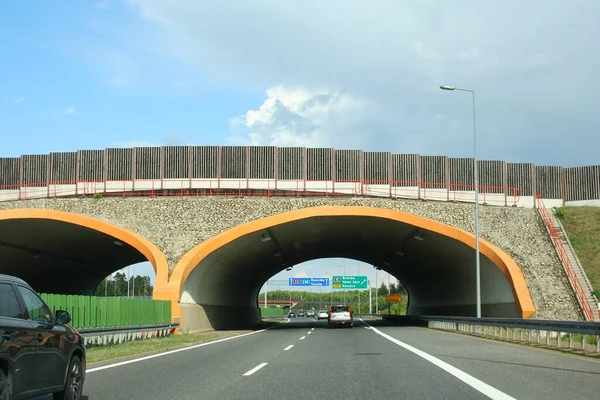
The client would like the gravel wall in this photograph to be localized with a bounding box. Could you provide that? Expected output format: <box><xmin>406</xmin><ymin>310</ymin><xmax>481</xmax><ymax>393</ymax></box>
<box><xmin>0</xmin><ymin>196</ymin><xmax>583</xmax><ymax>320</ymax></box>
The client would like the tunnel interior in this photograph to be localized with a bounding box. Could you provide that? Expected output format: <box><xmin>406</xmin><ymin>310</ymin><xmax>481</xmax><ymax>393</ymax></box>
<box><xmin>0</xmin><ymin>218</ymin><xmax>148</xmax><ymax>295</ymax></box>
<box><xmin>180</xmin><ymin>215</ymin><xmax>520</xmax><ymax>330</ymax></box>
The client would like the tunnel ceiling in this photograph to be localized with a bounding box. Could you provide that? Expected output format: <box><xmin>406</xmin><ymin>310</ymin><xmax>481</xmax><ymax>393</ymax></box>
<box><xmin>183</xmin><ymin>215</ymin><xmax>517</xmax><ymax>317</ymax></box>
<box><xmin>0</xmin><ymin>219</ymin><xmax>146</xmax><ymax>294</ymax></box>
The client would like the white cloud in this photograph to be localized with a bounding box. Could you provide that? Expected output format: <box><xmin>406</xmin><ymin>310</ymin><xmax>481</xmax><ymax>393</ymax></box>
<box><xmin>13</xmin><ymin>97</ymin><xmax>26</xmax><ymax>103</ymax></box>
<box><xmin>52</xmin><ymin>106</ymin><xmax>76</xmax><ymax>117</ymax></box>
<box><xmin>131</xmin><ymin>0</ymin><xmax>600</xmax><ymax>165</ymax></box>
<box><xmin>229</xmin><ymin>86</ymin><xmax>390</xmax><ymax>149</ymax></box>
<box><xmin>96</xmin><ymin>1</ymin><xmax>110</xmax><ymax>10</ymax></box>
<box><xmin>292</xmin><ymin>270</ymin><xmax>309</xmax><ymax>279</ymax></box>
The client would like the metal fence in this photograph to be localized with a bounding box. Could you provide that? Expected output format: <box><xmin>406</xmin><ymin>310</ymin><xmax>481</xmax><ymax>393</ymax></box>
<box><xmin>2</xmin><ymin>146</ymin><xmax>599</xmax><ymax>206</ymax></box>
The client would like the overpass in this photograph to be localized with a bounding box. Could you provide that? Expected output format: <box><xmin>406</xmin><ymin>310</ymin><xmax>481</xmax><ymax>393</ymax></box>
<box><xmin>0</xmin><ymin>145</ymin><xmax>597</xmax><ymax>331</ymax></box>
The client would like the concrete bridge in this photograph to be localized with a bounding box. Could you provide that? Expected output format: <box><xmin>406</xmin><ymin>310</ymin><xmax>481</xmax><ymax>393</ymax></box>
<box><xmin>0</xmin><ymin>195</ymin><xmax>584</xmax><ymax>332</ymax></box>
<box><xmin>0</xmin><ymin>145</ymin><xmax>596</xmax><ymax>331</ymax></box>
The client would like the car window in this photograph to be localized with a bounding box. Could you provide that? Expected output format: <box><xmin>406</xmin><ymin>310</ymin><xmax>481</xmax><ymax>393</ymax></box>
<box><xmin>17</xmin><ymin>286</ymin><xmax>53</xmax><ymax>324</ymax></box>
<box><xmin>0</xmin><ymin>283</ymin><xmax>25</xmax><ymax>319</ymax></box>
<box><xmin>331</xmin><ymin>306</ymin><xmax>350</xmax><ymax>313</ymax></box>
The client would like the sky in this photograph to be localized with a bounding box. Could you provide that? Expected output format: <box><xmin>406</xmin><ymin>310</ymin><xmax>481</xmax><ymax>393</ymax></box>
<box><xmin>1</xmin><ymin>1</ymin><xmax>599</xmax><ymax>284</ymax></box>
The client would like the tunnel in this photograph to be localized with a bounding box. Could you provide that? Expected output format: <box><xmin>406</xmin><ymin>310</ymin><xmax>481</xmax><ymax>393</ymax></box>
<box><xmin>166</xmin><ymin>206</ymin><xmax>535</xmax><ymax>332</ymax></box>
<box><xmin>0</xmin><ymin>209</ymin><xmax>168</xmax><ymax>295</ymax></box>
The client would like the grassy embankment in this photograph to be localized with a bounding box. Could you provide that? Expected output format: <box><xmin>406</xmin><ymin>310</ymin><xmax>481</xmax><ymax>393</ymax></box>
<box><xmin>86</xmin><ymin>321</ymin><xmax>281</xmax><ymax>364</ymax></box>
<box><xmin>555</xmin><ymin>206</ymin><xmax>600</xmax><ymax>299</ymax></box>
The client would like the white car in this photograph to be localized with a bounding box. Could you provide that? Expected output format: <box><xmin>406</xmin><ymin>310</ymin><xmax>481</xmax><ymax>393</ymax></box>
<box><xmin>327</xmin><ymin>305</ymin><xmax>353</xmax><ymax>328</ymax></box>
<box><xmin>317</xmin><ymin>310</ymin><xmax>329</xmax><ymax>320</ymax></box>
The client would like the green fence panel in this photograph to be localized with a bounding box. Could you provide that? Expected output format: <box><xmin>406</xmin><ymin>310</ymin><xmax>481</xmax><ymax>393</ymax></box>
<box><xmin>260</xmin><ymin>308</ymin><xmax>286</xmax><ymax>317</ymax></box>
<box><xmin>37</xmin><ymin>293</ymin><xmax>171</xmax><ymax>329</ymax></box>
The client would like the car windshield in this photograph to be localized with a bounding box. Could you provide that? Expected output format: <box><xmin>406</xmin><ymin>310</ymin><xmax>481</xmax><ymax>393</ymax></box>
<box><xmin>331</xmin><ymin>306</ymin><xmax>348</xmax><ymax>313</ymax></box>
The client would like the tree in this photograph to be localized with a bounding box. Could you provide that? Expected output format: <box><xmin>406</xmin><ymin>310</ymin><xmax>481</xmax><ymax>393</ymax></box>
<box><xmin>93</xmin><ymin>272</ymin><xmax>153</xmax><ymax>297</ymax></box>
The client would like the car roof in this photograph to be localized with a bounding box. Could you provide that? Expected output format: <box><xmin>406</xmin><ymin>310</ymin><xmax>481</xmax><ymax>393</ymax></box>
<box><xmin>0</xmin><ymin>273</ymin><xmax>28</xmax><ymax>285</ymax></box>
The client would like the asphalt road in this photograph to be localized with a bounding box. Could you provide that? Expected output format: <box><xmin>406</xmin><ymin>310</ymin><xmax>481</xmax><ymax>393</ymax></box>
<box><xmin>34</xmin><ymin>317</ymin><xmax>600</xmax><ymax>400</ymax></box>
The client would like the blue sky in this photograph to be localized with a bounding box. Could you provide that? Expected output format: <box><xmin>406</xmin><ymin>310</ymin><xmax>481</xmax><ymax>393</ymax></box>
<box><xmin>1</xmin><ymin>1</ymin><xmax>599</xmax><ymax>285</ymax></box>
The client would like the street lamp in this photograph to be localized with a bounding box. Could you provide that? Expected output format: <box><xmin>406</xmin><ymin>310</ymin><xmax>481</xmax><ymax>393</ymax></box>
<box><xmin>440</xmin><ymin>84</ymin><xmax>481</xmax><ymax>319</ymax></box>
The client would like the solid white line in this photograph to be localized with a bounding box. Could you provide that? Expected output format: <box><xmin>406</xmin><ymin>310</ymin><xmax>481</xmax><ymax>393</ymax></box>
<box><xmin>243</xmin><ymin>362</ymin><xmax>268</xmax><ymax>376</ymax></box>
<box><xmin>300</xmin><ymin>336</ymin><xmax>306</xmax><ymax>340</ymax></box>
<box><xmin>284</xmin><ymin>345</ymin><xmax>294</xmax><ymax>351</ymax></box>
<box><xmin>87</xmin><ymin>328</ymin><xmax>269</xmax><ymax>374</ymax></box>
<box><xmin>359</xmin><ymin>319</ymin><xmax>515</xmax><ymax>400</ymax></box>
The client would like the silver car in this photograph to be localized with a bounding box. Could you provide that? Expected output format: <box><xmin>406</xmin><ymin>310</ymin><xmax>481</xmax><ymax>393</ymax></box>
<box><xmin>328</xmin><ymin>305</ymin><xmax>353</xmax><ymax>328</ymax></box>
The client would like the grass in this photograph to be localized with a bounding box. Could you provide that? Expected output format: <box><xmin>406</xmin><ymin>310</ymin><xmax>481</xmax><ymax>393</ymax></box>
<box><xmin>86</xmin><ymin>331</ymin><xmax>246</xmax><ymax>364</ymax></box>
<box><xmin>555</xmin><ymin>206</ymin><xmax>600</xmax><ymax>293</ymax></box>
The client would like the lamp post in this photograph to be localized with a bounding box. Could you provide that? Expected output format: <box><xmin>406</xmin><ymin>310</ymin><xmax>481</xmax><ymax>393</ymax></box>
<box><xmin>440</xmin><ymin>85</ymin><xmax>481</xmax><ymax>319</ymax></box>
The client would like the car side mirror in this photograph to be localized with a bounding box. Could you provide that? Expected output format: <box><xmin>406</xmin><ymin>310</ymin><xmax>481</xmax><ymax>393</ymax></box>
<box><xmin>55</xmin><ymin>310</ymin><xmax>71</xmax><ymax>325</ymax></box>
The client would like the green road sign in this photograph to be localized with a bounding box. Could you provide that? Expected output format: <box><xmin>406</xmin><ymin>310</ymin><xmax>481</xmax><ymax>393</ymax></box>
<box><xmin>332</xmin><ymin>275</ymin><xmax>368</xmax><ymax>289</ymax></box>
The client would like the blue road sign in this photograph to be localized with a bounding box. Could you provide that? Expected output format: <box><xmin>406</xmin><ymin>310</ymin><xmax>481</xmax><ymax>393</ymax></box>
<box><xmin>288</xmin><ymin>278</ymin><xmax>330</xmax><ymax>287</ymax></box>
<box><xmin>289</xmin><ymin>278</ymin><xmax>312</xmax><ymax>286</ymax></box>
<box><xmin>309</xmin><ymin>278</ymin><xmax>330</xmax><ymax>286</ymax></box>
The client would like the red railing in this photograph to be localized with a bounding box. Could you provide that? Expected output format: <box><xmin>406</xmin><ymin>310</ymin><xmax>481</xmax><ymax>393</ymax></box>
<box><xmin>0</xmin><ymin>178</ymin><xmax>520</xmax><ymax>205</ymax></box>
<box><xmin>536</xmin><ymin>193</ymin><xmax>596</xmax><ymax>321</ymax></box>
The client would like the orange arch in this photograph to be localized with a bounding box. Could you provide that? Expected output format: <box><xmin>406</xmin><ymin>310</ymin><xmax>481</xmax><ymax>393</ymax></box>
<box><xmin>0</xmin><ymin>208</ymin><xmax>170</xmax><ymax>286</ymax></box>
<box><xmin>167</xmin><ymin>206</ymin><xmax>535</xmax><ymax>321</ymax></box>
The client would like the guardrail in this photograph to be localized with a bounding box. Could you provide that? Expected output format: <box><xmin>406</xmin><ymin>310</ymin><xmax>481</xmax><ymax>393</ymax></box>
<box><xmin>535</xmin><ymin>195</ymin><xmax>596</xmax><ymax>321</ymax></box>
<box><xmin>380</xmin><ymin>315</ymin><xmax>600</xmax><ymax>353</ymax></box>
<box><xmin>0</xmin><ymin>178</ymin><xmax>521</xmax><ymax>207</ymax></box>
<box><xmin>78</xmin><ymin>323</ymin><xmax>179</xmax><ymax>347</ymax></box>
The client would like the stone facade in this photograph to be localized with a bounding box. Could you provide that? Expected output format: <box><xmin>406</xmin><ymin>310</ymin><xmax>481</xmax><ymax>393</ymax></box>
<box><xmin>0</xmin><ymin>196</ymin><xmax>583</xmax><ymax>321</ymax></box>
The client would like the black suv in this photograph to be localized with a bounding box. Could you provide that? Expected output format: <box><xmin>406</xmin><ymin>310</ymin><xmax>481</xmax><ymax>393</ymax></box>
<box><xmin>0</xmin><ymin>274</ymin><xmax>86</xmax><ymax>400</ymax></box>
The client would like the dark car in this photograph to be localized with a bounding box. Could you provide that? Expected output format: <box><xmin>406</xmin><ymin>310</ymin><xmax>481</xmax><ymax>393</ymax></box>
<box><xmin>0</xmin><ymin>273</ymin><xmax>86</xmax><ymax>400</ymax></box>
<box><xmin>297</xmin><ymin>311</ymin><xmax>305</xmax><ymax>317</ymax></box>
<box><xmin>287</xmin><ymin>311</ymin><xmax>296</xmax><ymax>318</ymax></box>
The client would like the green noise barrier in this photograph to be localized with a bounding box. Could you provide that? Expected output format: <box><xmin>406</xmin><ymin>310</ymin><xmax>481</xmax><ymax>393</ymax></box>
<box><xmin>40</xmin><ymin>293</ymin><xmax>171</xmax><ymax>329</ymax></box>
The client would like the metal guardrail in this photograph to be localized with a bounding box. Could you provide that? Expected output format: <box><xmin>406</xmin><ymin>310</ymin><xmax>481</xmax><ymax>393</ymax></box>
<box><xmin>379</xmin><ymin>315</ymin><xmax>600</xmax><ymax>353</ymax></box>
<box><xmin>78</xmin><ymin>323</ymin><xmax>179</xmax><ymax>346</ymax></box>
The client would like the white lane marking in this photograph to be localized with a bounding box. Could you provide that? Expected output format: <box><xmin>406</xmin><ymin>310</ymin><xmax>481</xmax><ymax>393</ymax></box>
<box><xmin>311</xmin><ymin>328</ymin><xmax>315</xmax><ymax>331</ymax></box>
<box><xmin>300</xmin><ymin>336</ymin><xmax>306</xmax><ymax>340</ymax></box>
<box><xmin>307</xmin><ymin>331</ymin><xmax>312</xmax><ymax>335</ymax></box>
<box><xmin>284</xmin><ymin>345</ymin><xmax>294</xmax><ymax>351</ymax></box>
<box><xmin>359</xmin><ymin>319</ymin><xmax>516</xmax><ymax>400</ymax></box>
<box><xmin>87</xmin><ymin>328</ymin><xmax>269</xmax><ymax>374</ymax></box>
<box><xmin>243</xmin><ymin>362</ymin><xmax>268</xmax><ymax>376</ymax></box>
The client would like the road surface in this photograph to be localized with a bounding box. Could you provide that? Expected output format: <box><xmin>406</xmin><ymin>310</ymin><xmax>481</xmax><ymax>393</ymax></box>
<box><xmin>34</xmin><ymin>318</ymin><xmax>600</xmax><ymax>399</ymax></box>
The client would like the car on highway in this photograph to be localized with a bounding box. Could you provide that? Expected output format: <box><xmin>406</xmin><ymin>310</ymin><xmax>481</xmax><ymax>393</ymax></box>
<box><xmin>328</xmin><ymin>304</ymin><xmax>353</xmax><ymax>328</ymax></box>
<box><xmin>287</xmin><ymin>311</ymin><xmax>296</xmax><ymax>318</ymax></box>
<box><xmin>317</xmin><ymin>310</ymin><xmax>329</xmax><ymax>320</ymax></box>
<box><xmin>297</xmin><ymin>311</ymin><xmax>305</xmax><ymax>317</ymax></box>
<box><xmin>306</xmin><ymin>310</ymin><xmax>315</xmax><ymax>318</ymax></box>
<box><xmin>0</xmin><ymin>273</ymin><xmax>86</xmax><ymax>400</ymax></box>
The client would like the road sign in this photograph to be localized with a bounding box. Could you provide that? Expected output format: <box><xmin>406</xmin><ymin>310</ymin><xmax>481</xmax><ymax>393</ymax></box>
<box><xmin>385</xmin><ymin>294</ymin><xmax>403</xmax><ymax>302</ymax></box>
<box><xmin>332</xmin><ymin>275</ymin><xmax>368</xmax><ymax>289</ymax></box>
<box><xmin>288</xmin><ymin>278</ymin><xmax>330</xmax><ymax>287</ymax></box>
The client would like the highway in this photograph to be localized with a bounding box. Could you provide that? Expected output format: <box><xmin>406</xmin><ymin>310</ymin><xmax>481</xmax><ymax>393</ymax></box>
<box><xmin>35</xmin><ymin>318</ymin><xmax>600</xmax><ymax>400</ymax></box>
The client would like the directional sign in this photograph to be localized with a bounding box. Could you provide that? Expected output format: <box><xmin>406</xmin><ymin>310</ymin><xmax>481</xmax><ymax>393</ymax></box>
<box><xmin>332</xmin><ymin>275</ymin><xmax>368</xmax><ymax>289</ymax></box>
<box><xmin>288</xmin><ymin>278</ymin><xmax>330</xmax><ymax>287</ymax></box>
<box><xmin>385</xmin><ymin>294</ymin><xmax>403</xmax><ymax>302</ymax></box>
